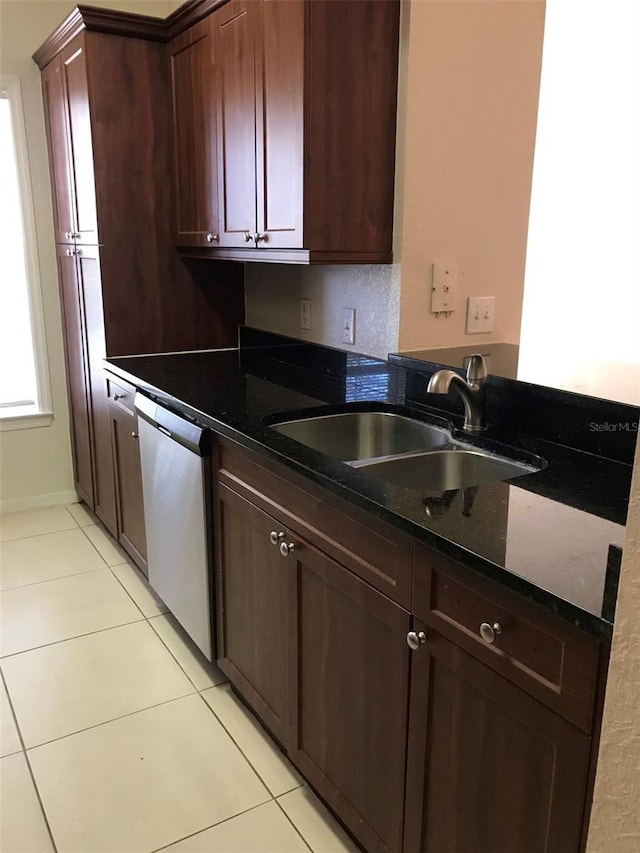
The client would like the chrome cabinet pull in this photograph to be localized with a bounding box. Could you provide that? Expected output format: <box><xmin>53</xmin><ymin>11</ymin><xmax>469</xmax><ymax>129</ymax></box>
<box><xmin>65</xmin><ymin>248</ymin><xmax>74</xmax><ymax>256</ymax></box>
<box><xmin>479</xmin><ymin>622</ymin><xmax>503</xmax><ymax>644</ymax></box>
<box><xmin>65</xmin><ymin>231</ymin><xmax>73</xmax><ymax>240</ymax></box>
<box><xmin>205</xmin><ymin>233</ymin><xmax>219</xmax><ymax>243</ymax></box>
<box><xmin>254</xmin><ymin>232</ymin><xmax>267</xmax><ymax>243</ymax></box>
<box><xmin>407</xmin><ymin>631</ymin><xmax>427</xmax><ymax>650</ymax></box>
<box><xmin>243</xmin><ymin>231</ymin><xmax>253</xmax><ymax>243</ymax></box>
<box><xmin>279</xmin><ymin>541</ymin><xmax>295</xmax><ymax>557</ymax></box>
<box><xmin>131</xmin><ymin>432</ymin><xmax>139</xmax><ymax>440</ymax></box>
<box><xmin>269</xmin><ymin>531</ymin><xmax>285</xmax><ymax>546</ymax></box>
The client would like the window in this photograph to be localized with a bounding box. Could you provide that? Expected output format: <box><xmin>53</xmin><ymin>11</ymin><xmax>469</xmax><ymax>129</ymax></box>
<box><xmin>0</xmin><ymin>76</ymin><xmax>52</xmax><ymax>429</ymax></box>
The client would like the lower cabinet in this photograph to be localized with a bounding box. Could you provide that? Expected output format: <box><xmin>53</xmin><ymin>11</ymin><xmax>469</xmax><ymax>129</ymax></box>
<box><xmin>215</xmin><ymin>480</ymin><xmax>412</xmax><ymax>853</ymax></box>
<box><xmin>404</xmin><ymin>624</ymin><xmax>592</xmax><ymax>853</ymax></box>
<box><xmin>213</xmin><ymin>440</ymin><xmax>602</xmax><ymax>853</ymax></box>
<box><xmin>105</xmin><ymin>373</ymin><xmax>147</xmax><ymax>574</ymax></box>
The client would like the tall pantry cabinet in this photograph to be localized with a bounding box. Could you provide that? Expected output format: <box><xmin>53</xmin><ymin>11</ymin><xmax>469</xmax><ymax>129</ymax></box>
<box><xmin>34</xmin><ymin>7</ymin><xmax>244</xmax><ymax>554</ymax></box>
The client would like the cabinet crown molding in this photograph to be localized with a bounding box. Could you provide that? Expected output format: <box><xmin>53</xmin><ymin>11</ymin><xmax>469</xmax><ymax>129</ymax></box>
<box><xmin>33</xmin><ymin>2</ymin><xmax>230</xmax><ymax>70</ymax></box>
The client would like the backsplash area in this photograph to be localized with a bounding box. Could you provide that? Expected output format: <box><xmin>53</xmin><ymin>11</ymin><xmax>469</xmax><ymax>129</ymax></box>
<box><xmin>244</xmin><ymin>263</ymin><xmax>401</xmax><ymax>361</ymax></box>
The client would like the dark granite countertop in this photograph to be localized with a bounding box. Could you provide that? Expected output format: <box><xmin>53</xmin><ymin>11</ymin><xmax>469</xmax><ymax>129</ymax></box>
<box><xmin>106</xmin><ymin>330</ymin><xmax>635</xmax><ymax>643</ymax></box>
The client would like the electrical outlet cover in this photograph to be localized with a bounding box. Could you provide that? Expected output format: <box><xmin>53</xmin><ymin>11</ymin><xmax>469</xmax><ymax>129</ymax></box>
<box><xmin>341</xmin><ymin>308</ymin><xmax>355</xmax><ymax>345</ymax></box>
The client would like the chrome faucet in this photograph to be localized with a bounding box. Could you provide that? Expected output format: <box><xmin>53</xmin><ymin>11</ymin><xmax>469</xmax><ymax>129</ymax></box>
<box><xmin>427</xmin><ymin>354</ymin><xmax>488</xmax><ymax>433</ymax></box>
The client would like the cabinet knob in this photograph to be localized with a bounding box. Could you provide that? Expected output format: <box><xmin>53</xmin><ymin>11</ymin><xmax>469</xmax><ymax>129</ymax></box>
<box><xmin>269</xmin><ymin>531</ymin><xmax>285</xmax><ymax>546</ymax></box>
<box><xmin>479</xmin><ymin>622</ymin><xmax>503</xmax><ymax>644</ymax></box>
<box><xmin>206</xmin><ymin>233</ymin><xmax>219</xmax><ymax>243</ymax></box>
<box><xmin>65</xmin><ymin>248</ymin><xmax>74</xmax><ymax>256</ymax></box>
<box><xmin>279</xmin><ymin>541</ymin><xmax>296</xmax><ymax>557</ymax></box>
<box><xmin>112</xmin><ymin>393</ymin><xmax>125</xmax><ymax>401</ymax></box>
<box><xmin>65</xmin><ymin>231</ymin><xmax>73</xmax><ymax>240</ymax></box>
<box><xmin>243</xmin><ymin>231</ymin><xmax>253</xmax><ymax>243</ymax></box>
<box><xmin>254</xmin><ymin>232</ymin><xmax>267</xmax><ymax>243</ymax></box>
<box><xmin>131</xmin><ymin>432</ymin><xmax>139</xmax><ymax>440</ymax></box>
<box><xmin>72</xmin><ymin>232</ymin><xmax>80</xmax><ymax>240</ymax></box>
<box><xmin>407</xmin><ymin>631</ymin><xmax>427</xmax><ymax>650</ymax></box>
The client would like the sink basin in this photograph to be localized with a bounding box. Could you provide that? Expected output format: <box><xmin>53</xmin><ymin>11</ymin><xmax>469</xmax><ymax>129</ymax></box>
<box><xmin>353</xmin><ymin>449</ymin><xmax>541</xmax><ymax>491</ymax></box>
<box><xmin>270</xmin><ymin>411</ymin><xmax>449</xmax><ymax>461</ymax></box>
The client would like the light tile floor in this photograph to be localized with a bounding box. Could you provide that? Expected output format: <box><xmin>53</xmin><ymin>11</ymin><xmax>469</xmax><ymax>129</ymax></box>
<box><xmin>0</xmin><ymin>503</ymin><xmax>359</xmax><ymax>853</ymax></box>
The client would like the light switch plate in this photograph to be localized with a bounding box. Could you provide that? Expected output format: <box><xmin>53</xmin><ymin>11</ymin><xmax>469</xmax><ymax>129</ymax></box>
<box><xmin>466</xmin><ymin>297</ymin><xmax>495</xmax><ymax>334</ymax></box>
<box><xmin>341</xmin><ymin>308</ymin><xmax>356</xmax><ymax>345</ymax></box>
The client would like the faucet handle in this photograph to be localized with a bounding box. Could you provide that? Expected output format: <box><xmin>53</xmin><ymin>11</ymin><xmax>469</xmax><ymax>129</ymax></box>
<box><xmin>465</xmin><ymin>354</ymin><xmax>487</xmax><ymax>384</ymax></box>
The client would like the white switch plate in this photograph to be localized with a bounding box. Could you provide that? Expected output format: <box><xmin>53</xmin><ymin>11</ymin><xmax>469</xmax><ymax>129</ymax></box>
<box><xmin>300</xmin><ymin>298</ymin><xmax>311</xmax><ymax>330</ymax></box>
<box><xmin>341</xmin><ymin>308</ymin><xmax>356</xmax><ymax>345</ymax></box>
<box><xmin>431</xmin><ymin>262</ymin><xmax>457</xmax><ymax>313</ymax></box>
<box><xmin>466</xmin><ymin>297</ymin><xmax>495</xmax><ymax>334</ymax></box>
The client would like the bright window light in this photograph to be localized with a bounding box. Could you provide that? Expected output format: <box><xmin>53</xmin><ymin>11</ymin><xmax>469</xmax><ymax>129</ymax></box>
<box><xmin>0</xmin><ymin>77</ymin><xmax>51</xmax><ymax>427</ymax></box>
<box><xmin>518</xmin><ymin>1</ymin><xmax>640</xmax><ymax>404</ymax></box>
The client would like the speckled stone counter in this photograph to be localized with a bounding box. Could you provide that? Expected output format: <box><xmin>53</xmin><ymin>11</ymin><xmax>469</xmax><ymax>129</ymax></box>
<box><xmin>106</xmin><ymin>329</ymin><xmax>637</xmax><ymax>642</ymax></box>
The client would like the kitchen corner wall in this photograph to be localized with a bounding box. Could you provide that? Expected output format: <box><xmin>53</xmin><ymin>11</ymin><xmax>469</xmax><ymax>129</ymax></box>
<box><xmin>0</xmin><ymin>0</ymin><xmax>179</xmax><ymax>512</ymax></box>
<box><xmin>245</xmin><ymin>0</ymin><xmax>545</xmax><ymax>359</ymax></box>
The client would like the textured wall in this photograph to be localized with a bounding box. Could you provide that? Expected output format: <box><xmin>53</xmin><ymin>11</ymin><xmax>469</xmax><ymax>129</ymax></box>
<box><xmin>0</xmin><ymin>0</ymin><xmax>179</xmax><ymax>510</ymax></box>
<box><xmin>244</xmin><ymin>263</ymin><xmax>402</xmax><ymax>361</ymax></box>
<box><xmin>587</xmin><ymin>437</ymin><xmax>640</xmax><ymax>851</ymax></box>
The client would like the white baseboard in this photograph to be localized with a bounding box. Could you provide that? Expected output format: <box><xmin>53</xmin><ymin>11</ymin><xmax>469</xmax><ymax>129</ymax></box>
<box><xmin>0</xmin><ymin>490</ymin><xmax>80</xmax><ymax>515</ymax></box>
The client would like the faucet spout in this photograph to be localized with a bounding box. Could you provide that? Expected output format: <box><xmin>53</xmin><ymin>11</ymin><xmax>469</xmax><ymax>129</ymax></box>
<box><xmin>426</xmin><ymin>354</ymin><xmax>488</xmax><ymax>434</ymax></box>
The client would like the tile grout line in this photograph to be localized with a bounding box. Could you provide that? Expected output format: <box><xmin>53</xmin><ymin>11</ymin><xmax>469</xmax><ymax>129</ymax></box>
<box><xmin>146</xmin><ymin>615</ymin><xmax>225</xmax><ymax>694</ymax></box>
<box><xmin>0</xmin><ymin>525</ymin><xmax>82</xmax><ymax>544</ymax></box>
<box><xmin>194</xmin><ymin>691</ymin><xmax>303</xmax><ymax>801</ymax></box>
<box><xmin>0</xmin><ymin>565</ymin><xmax>107</xmax><ymax>594</ymax></box>
<box><xmin>0</xmin><ymin>616</ymin><xmax>146</xmax><ymax>660</ymax></box>
<box><xmin>148</xmin><ymin>799</ymin><xmax>276</xmax><ymax>853</ymax></box>
<box><xmin>0</xmin><ymin>668</ymin><xmax>59</xmax><ymax>853</ymax></box>
<box><xmin>274</xmin><ymin>796</ymin><xmax>315</xmax><ymax>853</ymax></box>
<box><xmin>23</xmin><ymin>690</ymin><xmax>199</xmax><ymax>754</ymax></box>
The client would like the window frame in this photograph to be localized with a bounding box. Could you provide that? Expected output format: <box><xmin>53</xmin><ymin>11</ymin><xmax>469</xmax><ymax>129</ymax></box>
<box><xmin>0</xmin><ymin>75</ymin><xmax>53</xmax><ymax>431</ymax></box>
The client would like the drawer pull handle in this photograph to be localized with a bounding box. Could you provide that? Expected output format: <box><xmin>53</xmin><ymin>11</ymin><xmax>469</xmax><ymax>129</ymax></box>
<box><xmin>480</xmin><ymin>622</ymin><xmax>503</xmax><ymax>644</ymax></box>
<box><xmin>279</xmin><ymin>541</ymin><xmax>295</xmax><ymax>557</ymax></box>
<box><xmin>407</xmin><ymin>631</ymin><xmax>427</xmax><ymax>650</ymax></box>
<box><xmin>269</xmin><ymin>531</ymin><xmax>285</xmax><ymax>546</ymax></box>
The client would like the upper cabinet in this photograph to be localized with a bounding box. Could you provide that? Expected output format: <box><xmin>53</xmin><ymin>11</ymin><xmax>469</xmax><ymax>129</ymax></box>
<box><xmin>42</xmin><ymin>39</ymin><xmax>98</xmax><ymax>245</ymax></box>
<box><xmin>169</xmin><ymin>18</ymin><xmax>219</xmax><ymax>247</ymax></box>
<box><xmin>170</xmin><ymin>0</ymin><xmax>400</xmax><ymax>264</ymax></box>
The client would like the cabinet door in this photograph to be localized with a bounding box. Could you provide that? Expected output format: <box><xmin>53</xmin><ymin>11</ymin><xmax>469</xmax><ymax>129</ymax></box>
<box><xmin>215</xmin><ymin>483</ymin><xmax>290</xmax><ymax>743</ymax></box>
<box><xmin>60</xmin><ymin>36</ymin><xmax>98</xmax><ymax>244</ymax></box>
<box><xmin>42</xmin><ymin>57</ymin><xmax>75</xmax><ymax>244</ymax></box>
<box><xmin>169</xmin><ymin>19</ymin><xmax>219</xmax><ymax>248</ymax></box>
<box><xmin>404</xmin><ymin>624</ymin><xmax>592</xmax><ymax>853</ymax></box>
<box><xmin>56</xmin><ymin>245</ymin><xmax>94</xmax><ymax>506</ymax></box>
<box><xmin>77</xmin><ymin>246</ymin><xmax>117</xmax><ymax>535</ymax></box>
<box><xmin>254</xmin><ymin>0</ymin><xmax>304</xmax><ymax>249</ymax></box>
<box><xmin>109</xmin><ymin>399</ymin><xmax>147</xmax><ymax>574</ymax></box>
<box><xmin>290</xmin><ymin>540</ymin><xmax>411</xmax><ymax>853</ymax></box>
<box><xmin>214</xmin><ymin>0</ymin><xmax>258</xmax><ymax>247</ymax></box>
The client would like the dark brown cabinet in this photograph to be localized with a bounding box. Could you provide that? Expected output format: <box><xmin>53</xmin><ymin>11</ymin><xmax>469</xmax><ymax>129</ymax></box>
<box><xmin>215</xmin><ymin>483</ymin><xmax>291</xmax><ymax>743</ymax></box>
<box><xmin>106</xmin><ymin>374</ymin><xmax>147</xmax><ymax>575</ymax></box>
<box><xmin>169</xmin><ymin>17</ymin><xmax>219</xmax><ymax>248</ymax></box>
<box><xmin>290</xmin><ymin>539</ymin><xmax>411</xmax><ymax>853</ymax></box>
<box><xmin>171</xmin><ymin>0</ymin><xmax>400</xmax><ymax>263</ymax></box>
<box><xmin>213</xmin><ymin>440</ymin><xmax>604</xmax><ymax>853</ymax></box>
<box><xmin>36</xmin><ymin>6</ymin><xmax>244</xmax><ymax>531</ymax></box>
<box><xmin>404</xmin><ymin>626</ymin><xmax>592</xmax><ymax>853</ymax></box>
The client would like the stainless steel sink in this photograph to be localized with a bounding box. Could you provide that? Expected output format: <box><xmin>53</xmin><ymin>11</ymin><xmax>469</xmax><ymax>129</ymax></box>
<box><xmin>270</xmin><ymin>411</ymin><xmax>449</xmax><ymax>461</ymax></box>
<box><xmin>352</xmin><ymin>449</ymin><xmax>540</xmax><ymax>491</ymax></box>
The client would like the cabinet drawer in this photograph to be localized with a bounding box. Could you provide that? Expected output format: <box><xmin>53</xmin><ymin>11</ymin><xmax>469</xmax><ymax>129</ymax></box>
<box><xmin>216</xmin><ymin>439</ymin><xmax>413</xmax><ymax>608</ymax></box>
<box><xmin>105</xmin><ymin>373</ymin><xmax>136</xmax><ymax>414</ymax></box>
<box><xmin>413</xmin><ymin>546</ymin><xmax>601</xmax><ymax>731</ymax></box>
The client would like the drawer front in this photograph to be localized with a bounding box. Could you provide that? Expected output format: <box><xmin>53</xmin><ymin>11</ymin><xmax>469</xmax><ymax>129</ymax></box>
<box><xmin>216</xmin><ymin>439</ymin><xmax>413</xmax><ymax>608</ymax></box>
<box><xmin>413</xmin><ymin>546</ymin><xmax>601</xmax><ymax>731</ymax></box>
<box><xmin>105</xmin><ymin>373</ymin><xmax>136</xmax><ymax>414</ymax></box>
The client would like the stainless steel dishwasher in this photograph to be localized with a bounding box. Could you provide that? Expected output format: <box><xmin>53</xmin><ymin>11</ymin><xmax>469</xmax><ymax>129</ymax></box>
<box><xmin>135</xmin><ymin>393</ymin><xmax>214</xmax><ymax>660</ymax></box>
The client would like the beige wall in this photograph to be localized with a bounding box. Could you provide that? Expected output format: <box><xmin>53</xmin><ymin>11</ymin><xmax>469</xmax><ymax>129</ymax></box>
<box><xmin>588</xmin><ymin>437</ymin><xmax>640</xmax><ymax>851</ymax></box>
<box><xmin>0</xmin><ymin>0</ymin><xmax>179</xmax><ymax>511</ymax></box>
<box><xmin>397</xmin><ymin>0</ymin><xmax>544</xmax><ymax>351</ymax></box>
